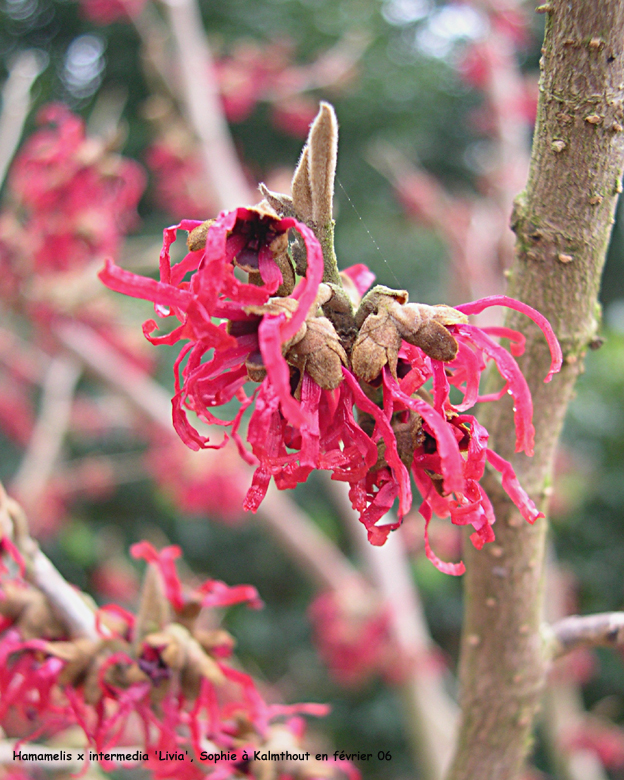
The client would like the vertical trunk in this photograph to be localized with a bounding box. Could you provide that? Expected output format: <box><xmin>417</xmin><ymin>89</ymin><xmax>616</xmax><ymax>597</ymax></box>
<box><xmin>447</xmin><ymin>2</ymin><xmax>624</xmax><ymax>778</ymax></box>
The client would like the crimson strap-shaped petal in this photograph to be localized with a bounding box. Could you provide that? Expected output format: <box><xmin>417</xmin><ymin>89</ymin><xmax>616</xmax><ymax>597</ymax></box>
<box><xmin>258</xmin><ymin>314</ymin><xmax>308</xmax><ymax>426</ymax></box>
<box><xmin>130</xmin><ymin>541</ymin><xmax>184</xmax><ymax>611</ymax></box>
<box><xmin>275</xmin><ymin>218</ymin><xmax>324</xmax><ymax>342</ymax></box>
<box><xmin>454</xmin><ymin>294</ymin><xmax>562</xmax><ymax>382</ymax></box>
<box><xmin>159</xmin><ymin>220</ymin><xmax>202</xmax><ymax>284</ymax></box>
<box><xmin>419</xmin><ymin>492</ymin><xmax>466</xmax><ymax>576</ymax></box>
<box><xmin>99</xmin><ymin>258</ymin><xmax>192</xmax><ymax>310</ymax></box>
<box><xmin>486</xmin><ymin>449</ymin><xmax>544</xmax><ymax>524</ymax></box>
<box><xmin>341</xmin><ymin>263</ymin><xmax>376</xmax><ymax>297</ymax></box>
<box><xmin>343</xmin><ymin>368</ymin><xmax>412</xmax><ymax>518</ymax></box>
<box><xmin>197</xmin><ymin>580</ymin><xmax>263</xmax><ymax>610</ymax></box>
<box><xmin>457</xmin><ymin>324</ymin><xmax>535</xmax><ymax>456</ymax></box>
<box><xmin>384</xmin><ymin>370</ymin><xmax>465</xmax><ymax>495</ymax></box>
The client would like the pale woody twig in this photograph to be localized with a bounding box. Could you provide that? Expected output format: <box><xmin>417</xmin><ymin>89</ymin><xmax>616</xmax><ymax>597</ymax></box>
<box><xmin>0</xmin><ymin>484</ymin><xmax>100</xmax><ymax>641</ymax></box>
<box><xmin>56</xmin><ymin>320</ymin><xmax>173</xmax><ymax>431</ymax></box>
<box><xmin>11</xmin><ymin>354</ymin><xmax>82</xmax><ymax>512</ymax></box>
<box><xmin>257</xmin><ymin>486</ymin><xmax>358</xmax><ymax>592</ymax></box>
<box><xmin>329</xmin><ymin>479</ymin><xmax>457</xmax><ymax>780</ymax></box>
<box><xmin>162</xmin><ymin>0</ymin><xmax>253</xmax><ymax>210</ymax></box>
<box><xmin>0</xmin><ymin>50</ymin><xmax>46</xmax><ymax>189</ymax></box>
<box><xmin>550</xmin><ymin>612</ymin><xmax>624</xmax><ymax>659</ymax></box>
<box><xmin>542</xmin><ymin>551</ymin><xmax>609</xmax><ymax>780</ymax></box>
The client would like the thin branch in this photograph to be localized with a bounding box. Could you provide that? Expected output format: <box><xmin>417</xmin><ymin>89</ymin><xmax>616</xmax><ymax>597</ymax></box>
<box><xmin>162</xmin><ymin>0</ymin><xmax>253</xmax><ymax>210</ymax></box>
<box><xmin>0</xmin><ymin>50</ymin><xmax>46</xmax><ymax>189</ymax></box>
<box><xmin>550</xmin><ymin>612</ymin><xmax>624</xmax><ymax>659</ymax></box>
<box><xmin>55</xmin><ymin>320</ymin><xmax>172</xmax><ymax>431</ymax></box>
<box><xmin>11</xmin><ymin>354</ymin><xmax>82</xmax><ymax>510</ymax></box>
<box><xmin>541</xmin><ymin>548</ymin><xmax>609</xmax><ymax>780</ymax></box>
<box><xmin>0</xmin><ymin>485</ymin><xmax>99</xmax><ymax>641</ymax></box>
<box><xmin>330</xmin><ymin>480</ymin><xmax>457</xmax><ymax>780</ymax></box>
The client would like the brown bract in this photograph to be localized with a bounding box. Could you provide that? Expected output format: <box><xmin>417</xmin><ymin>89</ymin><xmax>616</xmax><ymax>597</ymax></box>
<box><xmin>286</xmin><ymin>315</ymin><xmax>347</xmax><ymax>391</ymax></box>
<box><xmin>352</xmin><ymin>287</ymin><xmax>468</xmax><ymax>382</ymax></box>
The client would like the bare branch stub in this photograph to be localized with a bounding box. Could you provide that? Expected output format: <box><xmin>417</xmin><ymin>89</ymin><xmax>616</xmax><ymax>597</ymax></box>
<box><xmin>551</xmin><ymin>612</ymin><xmax>624</xmax><ymax>659</ymax></box>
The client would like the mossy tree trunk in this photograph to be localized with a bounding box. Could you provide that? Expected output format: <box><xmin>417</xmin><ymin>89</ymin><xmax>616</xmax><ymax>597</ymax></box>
<box><xmin>446</xmin><ymin>2</ymin><xmax>624</xmax><ymax>778</ymax></box>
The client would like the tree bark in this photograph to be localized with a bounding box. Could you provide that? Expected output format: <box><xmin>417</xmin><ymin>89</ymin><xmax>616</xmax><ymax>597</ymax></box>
<box><xmin>446</xmin><ymin>2</ymin><xmax>624</xmax><ymax>778</ymax></box>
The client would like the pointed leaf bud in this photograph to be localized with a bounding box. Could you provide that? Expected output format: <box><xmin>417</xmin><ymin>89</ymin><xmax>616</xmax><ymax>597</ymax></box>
<box><xmin>133</xmin><ymin>564</ymin><xmax>171</xmax><ymax>652</ymax></box>
<box><xmin>258</xmin><ymin>183</ymin><xmax>296</xmax><ymax>218</ymax></box>
<box><xmin>308</xmin><ymin>102</ymin><xmax>338</xmax><ymax>225</ymax></box>
<box><xmin>292</xmin><ymin>145</ymin><xmax>314</xmax><ymax>224</ymax></box>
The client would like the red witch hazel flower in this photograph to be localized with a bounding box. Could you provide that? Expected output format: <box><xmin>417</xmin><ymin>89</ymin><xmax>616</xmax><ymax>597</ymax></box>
<box><xmin>0</xmin><ymin>505</ymin><xmax>353</xmax><ymax>780</ymax></box>
<box><xmin>100</xmin><ymin>103</ymin><xmax>562</xmax><ymax>574</ymax></box>
<box><xmin>0</xmin><ymin>103</ymin><xmax>145</xmax><ymax>310</ymax></box>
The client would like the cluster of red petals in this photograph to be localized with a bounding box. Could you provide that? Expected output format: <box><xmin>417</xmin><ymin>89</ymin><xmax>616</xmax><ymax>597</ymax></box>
<box><xmin>79</xmin><ymin>0</ymin><xmax>146</xmax><ymax>24</ymax></box>
<box><xmin>0</xmin><ymin>104</ymin><xmax>145</xmax><ymax>292</ymax></box>
<box><xmin>214</xmin><ymin>41</ymin><xmax>329</xmax><ymax>138</ymax></box>
<box><xmin>99</xmin><ymin>208</ymin><xmax>561</xmax><ymax>574</ymax></box>
<box><xmin>145</xmin><ymin>433</ymin><xmax>249</xmax><ymax>524</ymax></box>
<box><xmin>308</xmin><ymin>587</ymin><xmax>398</xmax><ymax>688</ymax></box>
<box><xmin>0</xmin><ymin>541</ymin><xmax>343</xmax><ymax>780</ymax></box>
<box><xmin>145</xmin><ymin>140</ymin><xmax>216</xmax><ymax>220</ymax></box>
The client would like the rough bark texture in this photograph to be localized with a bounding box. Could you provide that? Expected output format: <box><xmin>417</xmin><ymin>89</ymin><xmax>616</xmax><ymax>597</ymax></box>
<box><xmin>446</xmin><ymin>3</ymin><xmax>624</xmax><ymax>779</ymax></box>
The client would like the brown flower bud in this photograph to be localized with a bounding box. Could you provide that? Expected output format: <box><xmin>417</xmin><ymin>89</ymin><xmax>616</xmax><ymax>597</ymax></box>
<box><xmin>393</xmin><ymin>412</ymin><xmax>425</xmax><ymax>468</ymax></box>
<box><xmin>408</xmin><ymin>319</ymin><xmax>459</xmax><ymax>362</ymax></box>
<box><xmin>286</xmin><ymin>316</ymin><xmax>347</xmax><ymax>391</ymax></box>
<box><xmin>187</xmin><ymin>219</ymin><xmax>215</xmax><ymax>252</ymax></box>
<box><xmin>354</xmin><ymin>285</ymin><xmax>408</xmax><ymax>328</ymax></box>
<box><xmin>351</xmin><ymin>308</ymin><xmax>402</xmax><ymax>383</ymax></box>
<box><xmin>245</xmin><ymin>350</ymin><xmax>267</xmax><ymax>383</ymax></box>
<box><xmin>388</xmin><ymin>301</ymin><xmax>467</xmax><ymax>362</ymax></box>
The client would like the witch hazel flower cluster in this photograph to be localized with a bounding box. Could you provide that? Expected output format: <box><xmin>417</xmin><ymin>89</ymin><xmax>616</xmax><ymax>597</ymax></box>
<box><xmin>0</xmin><ymin>103</ymin><xmax>145</xmax><ymax>311</ymax></box>
<box><xmin>0</xmin><ymin>512</ymin><xmax>352</xmax><ymax>780</ymax></box>
<box><xmin>100</xmin><ymin>103</ymin><xmax>561</xmax><ymax>574</ymax></box>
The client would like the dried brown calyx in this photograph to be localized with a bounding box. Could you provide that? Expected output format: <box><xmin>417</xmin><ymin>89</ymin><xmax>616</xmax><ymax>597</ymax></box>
<box><xmin>284</xmin><ymin>283</ymin><xmax>348</xmax><ymax>393</ymax></box>
<box><xmin>241</xmin><ymin>286</ymin><xmax>348</xmax><ymax>392</ymax></box>
<box><xmin>352</xmin><ymin>286</ymin><xmax>468</xmax><ymax>382</ymax></box>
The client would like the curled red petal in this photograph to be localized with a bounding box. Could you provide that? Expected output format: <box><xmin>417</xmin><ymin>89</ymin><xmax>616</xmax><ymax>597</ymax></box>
<box><xmin>342</xmin><ymin>368</ymin><xmax>412</xmax><ymax>518</ymax></box>
<box><xmin>454</xmin><ymin>294</ymin><xmax>562</xmax><ymax>382</ymax></box>
<box><xmin>481</xmin><ymin>326</ymin><xmax>526</xmax><ymax>357</ymax></box>
<box><xmin>258</xmin><ymin>315</ymin><xmax>307</xmax><ymax>426</ymax></box>
<box><xmin>197</xmin><ymin>580</ymin><xmax>263</xmax><ymax>610</ymax></box>
<box><xmin>341</xmin><ymin>263</ymin><xmax>376</xmax><ymax>297</ymax></box>
<box><xmin>420</xmin><ymin>494</ymin><xmax>466</xmax><ymax>576</ymax></box>
<box><xmin>486</xmin><ymin>449</ymin><xmax>544</xmax><ymax>524</ymax></box>
<box><xmin>130</xmin><ymin>541</ymin><xmax>185</xmax><ymax>611</ymax></box>
<box><xmin>384</xmin><ymin>370</ymin><xmax>465</xmax><ymax>495</ymax></box>
<box><xmin>458</xmin><ymin>324</ymin><xmax>535</xmax><ymax>455</ymax></box>
<box><xmin>99</xmin><ymin>258</ymin><xmax>192</xmax><ymax>309</ymax></box>
<box><xmin>277</xmin><ymin>218</ymin><xmax>324</xmax><ymax>342</ymax></box>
